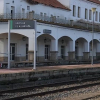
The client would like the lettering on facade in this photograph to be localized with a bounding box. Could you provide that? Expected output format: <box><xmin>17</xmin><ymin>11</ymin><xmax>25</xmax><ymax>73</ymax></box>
<box><xmin>10</xmin><ymin>20</ymin><xmax>35</xmax><ymax>29</ymax></box>
<box><xmin>43</xmin><ymin>29</ymin><xmax>51</xmax><ymax>34</ymax></box>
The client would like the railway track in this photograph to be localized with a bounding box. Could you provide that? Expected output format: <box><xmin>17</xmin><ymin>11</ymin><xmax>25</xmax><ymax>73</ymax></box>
<box><xmin>0</xmin><ymin>77</ymin><xmax>100</xmax><ymax>100</ymax></box>
<box><xmin>83</xmin><ymin>95</ymin><xmax>100</xmax><ymax>100</ymax></box>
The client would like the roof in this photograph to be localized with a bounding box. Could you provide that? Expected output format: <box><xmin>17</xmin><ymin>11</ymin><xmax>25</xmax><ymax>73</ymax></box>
<box><xmin>87</xmin><ymin>0</ymin><xmax>100</xmax><ymax>4</ymax></box>
<box><xmin>28</xmin><ymin>0</ymin><xmax>70</xmax><ymax>10</ymax></box>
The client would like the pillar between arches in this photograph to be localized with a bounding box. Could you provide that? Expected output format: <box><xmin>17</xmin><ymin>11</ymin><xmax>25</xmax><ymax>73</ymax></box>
<box><xmin>50</xmin><ymin>39</ymin><xmax>58</xmax><ymax>61</ymax></box>
<box><xmin>68</xmin><ymin>40</ymin><xmax>75</xmax><ymax>60</ymax></box>
<box><xmin>83</xmin><ymin>42</ymin><xmax>90</xmax><ymax>60</ymax></box>
<box><xmin>68</xmin><ymin>51</ymin><xmax>75</xmax><ymax>60</ymax></box>
<box><xmin>28</xmin><ymin>37</ymin><xmax>37</xmax><ymax>61</ymax></box>
<box><xmin>28</xmin><ymin>51</ymin><xmax>34</xmax><ymax>61</ymax></box>
<box><xmin>50</xmin><ymin>51</ymin><xmax>58</xmax><ymax>61</ymax></box>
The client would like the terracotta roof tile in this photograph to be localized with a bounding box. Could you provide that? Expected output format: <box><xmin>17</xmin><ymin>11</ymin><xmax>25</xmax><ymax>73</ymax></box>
<box><xmin>31</xmin><ymin>0</ymin><xmax>70</xmax><ymax>10</ymax></box>
<box><xmin>87</xmin><ymin>0</ymin><xmax>100</xmax><ymax>4</ymax></box>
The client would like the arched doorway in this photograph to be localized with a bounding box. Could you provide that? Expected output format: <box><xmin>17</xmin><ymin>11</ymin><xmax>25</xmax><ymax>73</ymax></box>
<box><xmin>37</xmin><ymin>34</ymin><xmax>55</xmax><ymax>61</ymax></box>
<box><xmin>58</xmin><ymin>36</ymin><xmax>73</xmax><ymax>60</ymax></box>
<box><xmin>0</xmin><ymin>33</ymin><xmax>28</xmax><ymax>62</ymax></box>
<box><xmin>75</xmin><ymin>37</ymin><xmax>88</xmax><ymax>60</ymax></box>
<box><xmin>90</xmin><ymin>39</ymin><xmax>100</xmax><ymax>60</ymax></box>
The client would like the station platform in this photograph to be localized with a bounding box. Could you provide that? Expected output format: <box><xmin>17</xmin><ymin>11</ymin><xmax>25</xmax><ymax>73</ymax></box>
<box><xmin>0</xmin><ymin>64</ymin><xmax>100</xmax><ymax>74</ymax></box>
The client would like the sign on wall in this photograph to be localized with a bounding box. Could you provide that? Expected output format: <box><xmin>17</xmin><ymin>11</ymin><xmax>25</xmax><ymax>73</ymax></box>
<box><xmin>8</xmin><ymin>20</ymin><xmax>36</xmax><ymax>70</ymax></box>
<box><xmin>10</xmin><ymin>20</ymin><xmax>35</xmax><ymax>29</ymax></box>
<box><xmin>43</xmin><ymin>29</ymin><xmax>51</xmax><ymax>34</ymax></box>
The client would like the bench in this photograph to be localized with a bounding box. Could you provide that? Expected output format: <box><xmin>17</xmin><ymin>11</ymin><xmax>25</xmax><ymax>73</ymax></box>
<box><xmin>68</xmin><ymin>60</ymin><xmax>91</xmax><ymax>64</ymax></box>
<box><xmin>38</xmin><ymin>61</ymin><xmax>55</xmax><ymax>66</ymax></box>
<box><xmin>14</xmin><ymin>61</ymin><xmax>34</xmax><ymax>67</ymax></box>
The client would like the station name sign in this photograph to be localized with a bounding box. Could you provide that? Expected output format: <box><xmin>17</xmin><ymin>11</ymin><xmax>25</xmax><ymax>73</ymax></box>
<box><xmin>10</xmin><ymin>20</ymin><xmax>35</xmax><ymax>29</ymax></box>
<box><xmin>43</xmin><ymin>29</ymin><xmax>51</xmax><ymax>34</ymax></box>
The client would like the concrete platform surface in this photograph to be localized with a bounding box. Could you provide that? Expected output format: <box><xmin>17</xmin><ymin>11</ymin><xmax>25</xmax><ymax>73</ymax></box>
<box><xmin>0</xmin><ymin>64</ymin><xmax>100</xmax><ymax>74</ymax></box>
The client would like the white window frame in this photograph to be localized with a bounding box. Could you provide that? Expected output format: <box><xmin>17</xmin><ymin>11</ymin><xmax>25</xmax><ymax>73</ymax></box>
<box><xmin>27</xmin><ymin>6</ymin><xmax>30</xmax><ymax>10</ymax></box>
<box><xmin>95</xmin><ymin>11</ymin><xmax>98</xmax><ymax>21</ymax></box>
<box><xmin>85</xmin><ymin>8</ymin><xmax>88</xmax><ymax>19</ymax></box>
<box><xmin>89</xmin><ymin>10</ymin><xmax>92</xmax><ymax>20</ymax></box>
<box><xmin>73</xmin><ymin>5</ymin><xmax>76</xmax><ymax>17</ymax></box>
<box><xmin>78</xmin><ymin>6</ymin><xmax>80</xmax><ymax>18</ymax></box>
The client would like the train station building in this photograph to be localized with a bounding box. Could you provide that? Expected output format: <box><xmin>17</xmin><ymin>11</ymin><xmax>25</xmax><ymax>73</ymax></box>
<box><xmin>0</xmin><ymin>0</ymin><xmax>100</xmax><ymax>63</ymax></box>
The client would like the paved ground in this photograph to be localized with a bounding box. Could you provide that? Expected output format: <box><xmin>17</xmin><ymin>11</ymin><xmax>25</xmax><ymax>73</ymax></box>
<box><xmin>0</xmin><ymin>64</ymin><xmax>100</xmax><ymax>74</ymax></box>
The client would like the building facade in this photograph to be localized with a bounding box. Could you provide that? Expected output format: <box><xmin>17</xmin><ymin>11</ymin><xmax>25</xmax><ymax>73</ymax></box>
<box><xmin>0</xmin><ymin>0</ymin><xmax>100</xmax><ymax>62</ymax></box>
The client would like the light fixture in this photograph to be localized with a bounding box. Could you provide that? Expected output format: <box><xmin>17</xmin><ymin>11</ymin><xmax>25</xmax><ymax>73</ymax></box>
<box><xmin>61</xmin><ymin>40</ymin><xmax>64</xmax><ymax>44</ymax></box>
<box><xmin>76</xmin><ymin>41</ymin><xmax>78</xmax><ymax>45</ymax></box>
<box><xmin>44</xmin><ymin>38</ymin><xmax>47</xmax><ymax>43</ymax></box>
<box><xmin>22</xmin><ymin>37</ymin><xmax>26</xmax><ymax>41</ymax></box>
<box><xmin>91</xmin><ymin>8</ymin><xmax>96</xmax><ymax>13</ymax></box>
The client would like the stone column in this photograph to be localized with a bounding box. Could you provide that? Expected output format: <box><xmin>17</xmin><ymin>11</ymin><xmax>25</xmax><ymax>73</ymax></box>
<box><xmin>50</xmin><ymin>51</ymin><xmax>58</xmax><ymax>61</ymax></box>
<box><xmin>69</xmin><ymin>40</ymin><xmax>75</xmax><ymax>51</ymax></box>
<box><xmin>83</xmin><ymin>42</ymin><xmax>90</xmax><ymax>60</ymax></box>
<box><xmin>68</xmin><ymin>40</ymin><xmax>75</xmax><ymax>60</ymax></box>
<box><xmin>83</xmin><ymin>52</ymin><xmax>90</xmax><ymax>60</ymax></box>
<box><xmin>50</xmin><ymin>39</ymin><xmax>58</xmax><ymax>61</ymax></box>
<box><xmin>28</xmin><ymin>51</ymin><xmax>34</xmax><ymax>61</ymax></box>
<box><xmin>28</xmin><ymin>37</ymin><xmax>35</xmax><ymax>61</ymax></box>
<box><xmin>96</xmin><ymin>43</ymin><xmax>100</xmax><ymax>60</ymax></box>
<box><xmin>28</xmin><ymin>12</ymin><xmax>34</xmax><ymax>20</ymax></box>
<box><xmin>68</xmin><ymin>52</ymin><xmax>75</xmax><ymax>60</ymax></box>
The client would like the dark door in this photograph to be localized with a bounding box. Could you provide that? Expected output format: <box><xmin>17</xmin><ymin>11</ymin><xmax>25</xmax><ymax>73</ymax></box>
<box><xmin>26</xmin><ymin>44</ymin><xmax>28</xmax><ymax>60</ymax></box>
<box><xmin>61</xmin><ymin>46</ymin><xmax>65</xmax><ymax>59</ymax></box>
<box><xmin>10</xmin><ymin>43</ymin><xmax>15</xmax><ymax>60</ymax></box>
<box><xmin>45</xmin><ymin>45</ymin><xmax>50</xmax><ymax>60</ymax></box>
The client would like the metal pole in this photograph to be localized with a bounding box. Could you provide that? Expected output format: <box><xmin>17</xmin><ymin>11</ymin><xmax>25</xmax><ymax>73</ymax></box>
<box><xmin>91</xmin><ymin>12</ymin><xmax>94</xmax><ymax>65</ymax></box>
<box><xmin>33</xmin><ymin>20</ymin><xmax>37</xmax><ymax>70</ymax></box>
<box><xmin>8</xmin><ymin>20</ymin><xmax>10</xmax><ymax>69</ymax></box>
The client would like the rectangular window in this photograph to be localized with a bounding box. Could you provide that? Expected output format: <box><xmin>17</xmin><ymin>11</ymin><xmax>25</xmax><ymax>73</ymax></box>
<box><xmin>40</xmin><ymin>12</ymin><xmax>43</xmax><ymax>16</ymax></box>
<box><xmin>11</xmin><ymin>6</ymin><xmax>15</xmax><ymax>19</ymax></box>
<box><xmin>61</xmin><ymin>46</ymin><xmax>65</xmax><ymax>59</ymax></box>
<box><xmin>44</xmin><ymin>13</ymin><xmax>46</xmax><ymax>17</ymax></box>
<box><xmin>95</xmin><ymin>11</ymin><xmax>98</xmax><ymax>21</ymax></box>
<box><xmin>22</xmin><ymin>8</ymin><xmax>25</xmax><ymax>18</ymax></box>
<box><xmin>73</xmin><ymin>5</ymin><xmax>76</xmax><ymax>17</ymax></box>
<box><xmin>85</xmin><ymin>8</ymin><xmax>88</xmax><ymax>19</ymax></box>
<box><xmin>44</xmin><ymin>13</ymin><xmax>46</xmax><ymax>20</ymax></box>
<box><xmin>27</xmin><ymin>6</ymin><xmax>30</xmax><ymax>10</ymax></box>
<box><xmin>57</xmin><ymin>16</ymin><xmax>59</xmax><ymax>18</ymax></box>
<box><xmin>89</xmin><ymin>10</ymin><xmax>92</xmax><ymax>20</ymax></box>
<box><xmin>78</xmin><ymin>7</ymin><xmax>80</xmax><ymax>18</ymax></box>
<box><xmin>99</xmin><ymin>12</ymin><xmax>100</xmax><ymax>22</ymax></box>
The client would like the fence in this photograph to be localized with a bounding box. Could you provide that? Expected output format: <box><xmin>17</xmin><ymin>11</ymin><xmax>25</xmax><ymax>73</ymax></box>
<box><xmin>0</xmin><ymin>53</ymin><xmax>22</xmax><ymax>68</ymax></box>
<box><xmin>0</xmin><ymin>13</ymin><xmax>100</xmax><ymax>32</ymax></box>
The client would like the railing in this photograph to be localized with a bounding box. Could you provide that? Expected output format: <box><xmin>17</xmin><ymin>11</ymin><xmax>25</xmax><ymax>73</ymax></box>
<box><xmin>0</xmin><ymin>13</ymin><xmax>100</xmax><ymax>32</ymax></box>
<box><xmin>0</xmin><ymin>53</ymin><xmax>22</xmax><ymax>62</ymax></box>
<box><xmin>0</xmin><ymin>13</ymin><xmax>70</xmax><ymax>24</ymax></box>
<box><xmin>74</xmin><ymin>20</ymin><xmax>100</xmax><ymax>32</ymax></box>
